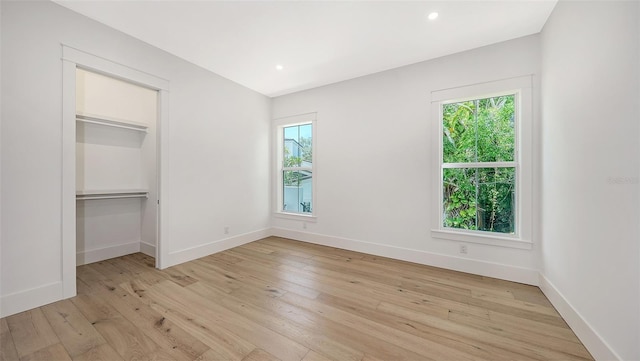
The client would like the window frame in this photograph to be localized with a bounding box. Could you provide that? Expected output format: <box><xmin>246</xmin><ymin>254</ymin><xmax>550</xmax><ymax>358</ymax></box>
<box><xmin>431</xmin><ymin>76</ymin><xmax>533</xmax><ymax>249</ymax></box>
<box><xmin>273</xmin><ymin>112</ymin><xmax>318</xmax><ymax>220</ymax></box>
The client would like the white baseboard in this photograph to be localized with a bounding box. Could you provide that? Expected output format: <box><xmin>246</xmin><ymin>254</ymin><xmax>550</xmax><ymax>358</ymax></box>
<box><xmin>538</xmin><ymin>274</ymin><xmax>619</xmax><ymax>361</ymax></box>
<box><xmin>76</xmin><ymin>241</ymin><xmax>140</xmax><ymax>266</ymax></box>
<box><xmin>163</xmin><ymin>228</ymin><xmax>272</xmax><ymax>268</ymax></box>
<box><xmin>271</xmin><ymin>227</ymin><xmax>539</xmax><ymax>286</ymax></box>
<box><xmin>140</xmin><ymin>241</ymin><xmax>156</xmax><ymax>258</ymax></box>
<box><xmin>0</xmin><ymin>281</ymin><xmax>63</xmax><ymax>318</ymax></box>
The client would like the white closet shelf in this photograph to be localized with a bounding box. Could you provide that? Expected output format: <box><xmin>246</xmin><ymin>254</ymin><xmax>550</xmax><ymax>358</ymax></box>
<box><xmin>76</xmin><ymin>189</ymin><xmax>149</xmax><ymax>200</ymax></box>
<box><xmin>76</xmin><ymin>112</ymin><xmax>148</xmax><ymax>133</ymax></box>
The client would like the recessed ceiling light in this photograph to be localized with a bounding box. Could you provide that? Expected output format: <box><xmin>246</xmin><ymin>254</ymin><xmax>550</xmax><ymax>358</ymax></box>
<box><xmin>428</xmin><ymin>12</ymin><xmax>439</xmax><ymax>20</ymax></box>
<box><xmin>276</xmin><ymin>64</ymin><xmax>284</xmax><ymax>71</ymax></box>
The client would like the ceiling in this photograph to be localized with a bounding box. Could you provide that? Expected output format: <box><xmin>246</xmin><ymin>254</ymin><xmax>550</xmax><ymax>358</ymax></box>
<box><xmin>53</xmin><ymin>0</ymin><xmax>557</xmax><ymax>97</ymax></box>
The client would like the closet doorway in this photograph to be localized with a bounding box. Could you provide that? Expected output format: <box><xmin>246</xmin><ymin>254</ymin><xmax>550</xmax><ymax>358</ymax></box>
<box><xmin>61</xmin><ymin>46</ymin><xmax>169</xmax><ymax>299</ymax></box>
<box><xmin>75</xmin><ymin>68</ymin><xmax>158</xmax><ymax>265</ymax></box>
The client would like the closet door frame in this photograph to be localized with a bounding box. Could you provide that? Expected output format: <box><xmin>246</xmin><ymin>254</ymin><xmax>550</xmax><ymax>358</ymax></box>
<box><xmin>61</xmin><ymin>45</ymin><xmax>170</xmax><ymax>298</ymax></box>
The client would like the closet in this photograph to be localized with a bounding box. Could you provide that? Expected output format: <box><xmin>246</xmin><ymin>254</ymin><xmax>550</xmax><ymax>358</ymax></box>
<box><xmin>75</xmin><ymin>68</ymin><xmax>158</xmax><ymax>265</ymax></box>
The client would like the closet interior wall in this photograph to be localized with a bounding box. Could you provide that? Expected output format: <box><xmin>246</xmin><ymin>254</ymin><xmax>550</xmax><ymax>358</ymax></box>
<box><xmin>75</xmin><ymin>68</ymin><xmax>158</xmax><ymax>265</ymax></box>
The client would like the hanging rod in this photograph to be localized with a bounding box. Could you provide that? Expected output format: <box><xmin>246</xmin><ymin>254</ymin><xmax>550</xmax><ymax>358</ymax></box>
<box><xmin>76</xmin><ymin>194</ymin><xmax>148</xmax><ymax>201</ymax></box>
<box><xmin>76</xmin><ymin>189</ymin><xmax>149</xmax><ymax>201</ymax></box>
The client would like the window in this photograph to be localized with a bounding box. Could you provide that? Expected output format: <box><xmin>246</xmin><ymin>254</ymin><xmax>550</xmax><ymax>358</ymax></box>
<box><xmin>432</xmin><ymin>76</ymin><xmax>532</xmax><ymax>248</ymax></box>
<box><xmin>274</xmin><ymin>113</ymin><xmax>317</xmax><ymax>217</ymax></box>
<box><xmin>442</xmin><ymin>94</ymin><xmax>516</xmax><ymax>233</ymax></box>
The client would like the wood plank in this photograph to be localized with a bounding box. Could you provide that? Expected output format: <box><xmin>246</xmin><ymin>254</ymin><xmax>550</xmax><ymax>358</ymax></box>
<box><xmin>143</xmin><ymin>280</ymin><xmax>310</xmax><ymax>361</ymax></box>
<box><xmin>279</xmin><ymin>292</ymin><xmax>479</xmax><ymax>361</ymax></box>
<box><xmin>241</xmin><ymin>348</ymin><xmax>282</xmax><ymax>361</ymax></box>
<box><xmin>5</xmin><ymin>308</ymin><xmax>59</xmax><ymax>358</ymax></box>
<box><xmin>315</xmin><ymin>293</ymin><xmax>530</xmax><ymax>361</ymax></box>
<box><xmin>76</xmin><ymin>263</ymin><xmax>121</xmax><ymax>294</ymax></box>
<box><xmin>468</xmin><ymin>294</ymin><xmax>567</xmax><ymax>328</ymax></box>
<box><xmin>189</xmin><ymin>282</ymin><xmax>364</xmax><ymax>361</ymax></box>
<box><xmin>71</xmin><ymin>292</ymin><xmax>162</xmax><ymax>361</ymax></box>
<box><xmin>196</xmin><ymin>282</ymin><xmax>427</xmax><ymax>361</ymax></box>
<box><xmin>107</xmin><ymin>255</ymin><xmax>154</xmax><ymax>277</ymax></box>
<box><xmin>377</xmin><ymin>301</ymin><xmax>590</xmax><ymax>360</ymax></box>
<box><xmin>76</xmin><ymin>277</ymin><xmax>93</xmax><ymax>295</ymax></box>
<box><xmin>204</xmin><ymin>251</ymin><xmax>244</xmax><ymax>265</ymax></box>
<box><xmin>41</xmin><ymin>299</ymin><xmax>106</xmax><ymax>357</ymax></box>
<box><xmin>471</xmin><ymin>290</ymin><xmax>561</xmax><ymax>317</ymax></box>
<box><xmin>0</xmin><ymin>318</ymin><xmax>19</xmax><ymax>361</ymax></box>
<box><xmin>19</xmin><ymin>343</ymin><xmax>71</xmax><ymax>361</ymax></box>
<box><xmin>87</xmin><ymin>259</ymin><xmax>134</xmax><ymax>285</ymax></box>
<box><xmin>127</xmin><ymin>252</ymin><xmax>156</xmax><ymax>268</ymax></box>
<box><xmin>71</xmin><ymin>294</ymin><xmax>122</xmax><ymax>323</ymax></box>
<box><xmin>488</xmin><ymin>310</ymin><xmax>582</xmax><ymax>343</ymax></box>
<box><xmin>159</xmin><ymin>266</ymin><xmax>199</xmax><ymax>287</ymax></box>
<box><xmin>301</xmin><ymin>350</ymin><xmax>333</xmax><ymax>361</ymax></box>
<box><xmin>229</xmin><ymin>247</ymin><xmax>309</xmax><ymax>269</ymax></box>
<box><xmin>448</xmin><ymin>310</ymin><xmax>593</xmax><ymax>359</ymax></box>
<box><xmin>95</xmin><ymin>285</ymin><xmax>211</xmax><ymax>360</ymax></box>
<box><xmin>124</xmin><ymin>280</ymin><xmax>253</xmax><ymax>361</ymax></box>
<box><xmin>194</xmin><ymin>348</ymin><xmax>244</xmax><ymax>361</ymax></box>
<box><xmin>92</xmin><ymin>316</ymin><xmax>159</xmax><ymax>361</ymax></box>
<box><xmin>299</xmin><ymin>261</ymin><xmax>489</xmax><ymax>318</ymax></box>
<box><xmin>275</xmin><ymin>264</ymin><xmax>382</xmax><ymax>309</ymax></box>
<box><xmin>173</xmin><ymin>260</ymin><xmax>243</xmax><ymax>293</ymax></box>
<box><xmin>73</xmin><ymin>343</ymin><xmax>124</xmax><ymax>361</ymax></box>
<box><xmin>210</xmin><ymin>257</ymin><xmax>320</xmax><ymax>299</ymax></box>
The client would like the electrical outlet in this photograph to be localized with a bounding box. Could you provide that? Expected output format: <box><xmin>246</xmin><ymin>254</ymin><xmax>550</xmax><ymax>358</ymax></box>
<box><xmin>460</xmin><ymin>245</ymin><xmax>468</xmax><ymax>254</ymax></box>
<box><xmin>224</xmin><ymin>226</ymin><xmax>229</xmax><ymax>234</ymax></box>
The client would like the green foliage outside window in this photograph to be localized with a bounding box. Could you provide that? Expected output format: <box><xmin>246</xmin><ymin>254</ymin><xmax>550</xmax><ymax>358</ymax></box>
<box><xmin>442</xmin><ymin>95</ymin><xmax>516</xmax><ymax>234</ymax></box>
<box><xmin>283</xmin><ymin>136</ymin><xmax>312</xmax><ymax>186</ymax></box>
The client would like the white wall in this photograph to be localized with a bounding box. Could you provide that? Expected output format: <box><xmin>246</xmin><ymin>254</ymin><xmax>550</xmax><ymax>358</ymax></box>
<box><xmin>1</xmin><ymin>1</ymin><xmax>271</xmax><ymax>317</ymax></box>
<box><xmin>540</xmin><ymin>2</ymin><xmax>640</xmax><ymax>360</ymax></box>
<box><xmin>272</xmin><ymin>35</ymin><xmax>542</xmax><ymax>285</ymax></box>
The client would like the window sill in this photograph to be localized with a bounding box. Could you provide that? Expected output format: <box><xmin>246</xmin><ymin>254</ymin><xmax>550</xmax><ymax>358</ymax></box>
<box><xmin>431</xmin><ymin>229</ymin><xmax>532</xmax><ymax>250</ymax></box>
<box><xmin>273</xmin><ymin>212</ymin><xmax>317</xmax><ymax>223</ymax></box>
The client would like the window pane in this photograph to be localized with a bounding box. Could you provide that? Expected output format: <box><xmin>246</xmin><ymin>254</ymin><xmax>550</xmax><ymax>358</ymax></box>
<box><xmin>283</xmin><ymin>170</ymin><xmax>312</xmax><ymax>214</ymax></box>
<box><xmin>442</xmin><ymin>95</ymin><xmax>515</xmax><ymax>163</ymax></box>
<box><xmin>477</xmin><ymin>95</ymin><xmax>515</xmax><ymax>162</ymax></box>
<box><xmin>443</xmin><ymin>168</ymin><xmax>477</xmax><ymax>230</ymax></box>
<box><xmin>477</xmin><ymin>167</ymin><xmax>515</xmax><ymax>233</ymax></box>
<box><xmin>443</xmin><ymin>167</ymin><xmax>515</xmax><ymax>234</ymax></box>
<box><xmin>283</xmin><ymin>124</ymin><xmax>312</xmax><ymax>167</ymax></box>
<box><xmin>442</xmin><ymin>101</ymin><xmax>476</xmax><ymax>163</ymax></box>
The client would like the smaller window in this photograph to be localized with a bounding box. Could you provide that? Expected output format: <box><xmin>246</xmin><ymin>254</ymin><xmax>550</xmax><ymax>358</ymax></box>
<box><xmin>274</xmin><ymin>113</ymin><xmax>317</xmax><ymax>217</ymax></box>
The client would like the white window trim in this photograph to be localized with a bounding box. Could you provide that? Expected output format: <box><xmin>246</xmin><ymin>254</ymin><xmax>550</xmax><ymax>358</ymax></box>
<box><xmin>273</xmin><ymin>112</ymin><xmax>318</xmax><ymax>221</ymax></box>
<box><xmin>431</xmin><ymin>75</ymin><xmax>533</xmax><ymax>249</ymax></box>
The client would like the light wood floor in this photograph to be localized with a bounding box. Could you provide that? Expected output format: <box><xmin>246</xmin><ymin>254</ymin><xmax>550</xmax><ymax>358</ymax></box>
<box><xmin>1</xmin><ymin>236</ymin><xmax>593</xmax><ymax>361</ymax></box>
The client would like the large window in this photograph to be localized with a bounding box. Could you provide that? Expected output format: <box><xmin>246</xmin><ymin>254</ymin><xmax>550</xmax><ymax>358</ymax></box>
<box><xmin>432</xmin><ymin>76</ymin><xmax>532</xmax><ymax>248</ymax></box>
<box><xmin>275</xmin><ymin>113</ymin><xmax>316</xmax><ymax>217</ymax></box>
<box><xmin>442</xmin><ymin>94</ymin><xmax>516</xmax><ymax>234</ymax></box>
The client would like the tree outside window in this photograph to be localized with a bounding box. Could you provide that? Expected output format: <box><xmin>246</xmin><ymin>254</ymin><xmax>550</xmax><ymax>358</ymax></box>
<box><xmin>282</xmin><ymin>123</ymin><xmax>313</xmax><ymax>214</ymax></box>
<box><xmin>442</xmin><ymin>95</ymin><xmax>517</xmax><ymax>234</ymax></box>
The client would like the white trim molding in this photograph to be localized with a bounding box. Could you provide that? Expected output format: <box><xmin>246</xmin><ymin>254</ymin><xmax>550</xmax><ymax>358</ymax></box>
<box><xmin>273</xmin><ymin>112</ymin><xmax>318</xmax><ymax>218</ymax></box>
<box><xmin>76</xmin><ymin>242</ymin><xmax>141</xmax><ymax>266</ymax></box>
<box><xmin>538</xmin><ymin>274</ymin><xmax>620</xmax><ymax>361</ymax></box>
<box><xmin>431</xmin><ymin>75</ymin><xmax>534</xmax><ymax>249</ymax></box>
<box><xmin>163</xmin><ymin>228</ymin><xmax>272</xmax><ymax>268</ymax></box>
<box><xmin>140</xmin><ymin>241</ymin><xmax>156</xmax><ymax>258</ymax></box>
<box><xmin>271</xmin><ymin>227</ymin><xmax>539</xmax><ymax>285</ymax></box>
<box><xmin>61</xmin><ymin>45</ymin><xmax>171</xmax><ymax>299</ymax></box>
<box><xmin>0</xmin><ymin>282</ymin><xmax>63</xmax><ymax>318</ymax></box>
